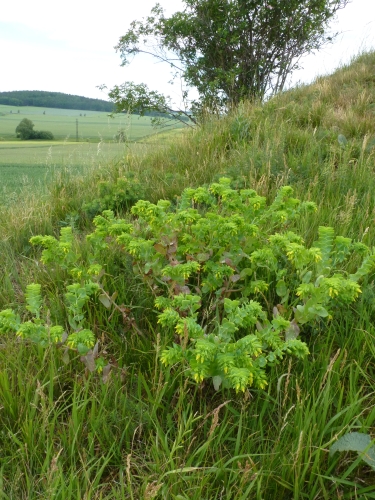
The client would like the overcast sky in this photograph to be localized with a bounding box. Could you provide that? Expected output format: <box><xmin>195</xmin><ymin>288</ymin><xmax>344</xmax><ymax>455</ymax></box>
<box><xmin>0</xmin><ymin>0</ymin><xmax>374</xmax><ymax>106</ymax></box>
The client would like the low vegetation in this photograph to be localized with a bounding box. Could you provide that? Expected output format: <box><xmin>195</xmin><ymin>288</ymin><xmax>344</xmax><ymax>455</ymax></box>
<box><xmin>1</xmin><ymin>52</ymin><xmax>375</xmax><ymax>498</ymax></box>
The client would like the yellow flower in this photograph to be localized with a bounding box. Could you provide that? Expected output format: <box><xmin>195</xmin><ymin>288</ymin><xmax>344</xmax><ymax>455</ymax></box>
<box><xmin>328</xmin><ymin>287</ymin><xmax>339</xmax><ymax>298</ymax></box>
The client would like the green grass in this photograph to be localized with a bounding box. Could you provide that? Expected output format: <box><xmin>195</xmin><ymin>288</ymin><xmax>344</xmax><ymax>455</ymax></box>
<box><xmin>1</xmin><ymin>52</ymin><xmax>375</xmax><ymax>498</ymax></box>
<box><xmin>1</xmin><ymin>320</ymin><xmax>374</xmax><ymax>498</ymax></box>
<box><xmin>0</xmin><ymin>141</ymin><xmax>147</xmax><ymax>198</ymax></box>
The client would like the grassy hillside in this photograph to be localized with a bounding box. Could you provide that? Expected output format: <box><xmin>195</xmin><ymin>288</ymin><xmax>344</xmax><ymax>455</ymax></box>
<box><xmin>1</xmin><ymin>52</ymin><xmax>375</xmax><ymax>499</ymax></box>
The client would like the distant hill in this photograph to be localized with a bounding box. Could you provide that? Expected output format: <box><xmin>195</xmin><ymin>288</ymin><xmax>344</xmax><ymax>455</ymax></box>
<box><xmin>0</xmin><ymin>91</ymin><xmax>114</xmax><ymax>112</ymax></box>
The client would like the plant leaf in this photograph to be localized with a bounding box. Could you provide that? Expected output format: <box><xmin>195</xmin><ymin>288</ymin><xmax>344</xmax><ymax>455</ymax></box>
<box><xmin>213</xmin><ymin>376</ymin><xmax>222</xmax><ymax>391</ymax></box>
<box><xmin>197</xmin><ymin>253</ymin><xmax>210</xmax><ymax>262</ymax></box>
<box><xmin>154</xmin><ymin>243</ymin><xmax>166</xmax><ymax>255</ymax></box>
<box><xmin>276</xmin><ymin>280</ymin><xmax>287</xmax><ymax>297</ymax></box>
<box><xmin>62</xmin><ymin>348</ymin><xmax>70</xmax><ymax>365</ymax></box>
<box><xmin>302</xmin><ymin>271</ymin><xmax>312</xmax><ymax>284</ymax></box>
<box><xmin>77</xmin><ymin>343</ymin><xmax>90</xmax><ymax>355</ymax></box>
<box><xmin>330</xmin><ymin>432</ymin><xmax>375</xmax><ymax>470</ymax></box>
<box><xmin>102</xmin><ymin>364</ymin><xmax>112</xmax><ymax>383</ymax></box>
<box><xmin>81</xmin><ymin>350</ymin><xmax>96</xmax><ymax>372</ymax></box>
<box><xmin>285</xmin><ymin>319</ymin><xmax>300</xmax><ymax>340</ymax></box>
<box><xmin>99</xmin><ymin>294</ymin><xmax>111</xmax><ymax>309</ymax></box>
<box><xmin>338</xmin><ymin>134</ymin><xmax>348</xmax><ymax>147</ymax></box>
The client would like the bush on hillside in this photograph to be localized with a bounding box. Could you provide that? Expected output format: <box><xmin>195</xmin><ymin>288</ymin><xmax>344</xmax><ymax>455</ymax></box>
<box><xmin>33</xmin><ymin>130</ymin><xmax>54</xmax><ymax>140</ymax></box>
<box><xmin>15</xmin><ymin>118</ymin><xmax>54</xmax><ymax>140</ymax></box>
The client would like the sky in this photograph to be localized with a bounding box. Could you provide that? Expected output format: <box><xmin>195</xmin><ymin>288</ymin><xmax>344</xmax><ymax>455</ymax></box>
<box><xmin>0</xmin><ymin>0</ymin><xmax>374</xmax><ymax>107</ymax></box>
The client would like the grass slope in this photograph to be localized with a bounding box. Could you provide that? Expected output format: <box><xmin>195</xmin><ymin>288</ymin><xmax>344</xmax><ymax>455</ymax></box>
<box><xmin>1</xmin><ymin>52</ymin><xmax>375</xmax><ymax>499</ymax></box>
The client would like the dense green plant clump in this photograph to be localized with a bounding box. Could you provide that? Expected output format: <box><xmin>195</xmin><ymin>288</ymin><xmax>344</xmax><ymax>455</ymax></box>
<box><xmin>15</xmin><ymin>117</ymin><xmax>54</xmax><ymax>140</ymax></box>
<box><xmin>2</xmin><ymin>179</ymin><xmax>374</xmax><ymax>394</ymax></box>
<box><xmin>0</xmin><ymin>228</ymin><xmax>107</xmax><ymax>374</ymax></box>
<box><xmin>81</xmin><ymin>174</ymin><xmax>145</xmax><ymax>219</ymax></box>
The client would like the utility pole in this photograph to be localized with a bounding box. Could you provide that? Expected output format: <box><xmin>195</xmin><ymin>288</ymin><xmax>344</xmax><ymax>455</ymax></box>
<box><xmin>76</xmin><ymin>119</ymin><xmax>78</xmax><ymax>142</ymax></box>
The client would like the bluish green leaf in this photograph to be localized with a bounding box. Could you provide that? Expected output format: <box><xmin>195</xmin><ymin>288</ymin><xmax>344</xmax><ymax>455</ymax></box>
<box><xmin>330</xmin><ymin>432</ymin><xmax>375</xmax><ymax>470</ymax></box>
<box><xmin>338</xmin><ymin>134</ymin><xmax>348</xmax><ymax>147</ymax></box>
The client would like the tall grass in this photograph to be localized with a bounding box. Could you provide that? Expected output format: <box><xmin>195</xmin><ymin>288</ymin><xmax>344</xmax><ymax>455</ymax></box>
<box><xmin>1</xmin><ymin>52</ymin><xmax>375</xmax><ymax>498</ymax></box>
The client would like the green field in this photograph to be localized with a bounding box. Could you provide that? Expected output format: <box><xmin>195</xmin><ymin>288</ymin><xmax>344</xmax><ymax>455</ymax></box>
<box><xmin>0</xmin><ymin>141</ymin><xmax>128</xmax><ymax>198</ymax></box>
<box><xmin>0</xmin><ymin>104</ymin><xmax>184</xmax><ymax>142</ymax></box>
<box><xmin>0</xmin><ymin>105</ymin><xmax>184</xmax><ymax>199</ymax></box>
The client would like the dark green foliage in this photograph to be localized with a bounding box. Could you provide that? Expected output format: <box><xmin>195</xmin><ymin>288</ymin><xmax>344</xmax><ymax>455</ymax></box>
<box><xmin>15</xmin><ymin>118</ymin><xmax>35</xmax><ymax>140</ymax></box>
<box><xmin>33</xmin><ymin>130</ymin><xmax>54</xmax><ymax>140</ymax></box>
<box><xmin>82</xmin><ymin>175</ymin><xmax>145</xmax><ymax>220</ymax></box>
<box><xmin>0</xmin><ymin>90</ymin><xmax>114</xmax><ymax>112</ymax></box>
<box><xmin>15</xmin><ymin>118</ymin><xmax>54</xmax><ymax>140</ymax></box>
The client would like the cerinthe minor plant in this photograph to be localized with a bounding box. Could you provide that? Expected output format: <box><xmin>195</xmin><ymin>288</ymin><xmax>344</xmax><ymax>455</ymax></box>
<box><xmin>1</xmin><ymin>179</ymin><xmax>374</xmax><ymax>392</ymax></box>
<box><xmin>106</xmin><ymin>178</ymin><xmax>374</xmax><ymax>391</ymax></box>
<box><xmin>0</xmin><ymin>227</ymin><xmax>106</xmax><ymax>374</ymax></box>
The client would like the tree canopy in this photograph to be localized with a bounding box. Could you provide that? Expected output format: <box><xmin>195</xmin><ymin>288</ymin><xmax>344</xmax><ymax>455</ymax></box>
<box><xmin>16</xmin><ymin>118</ymin><xmax>54</xmax><ymax>140</ymax></box>
<box><xmin>111</xmin><ymin>0</ymin><xmax>349</xmax><ymax>119</ymax></box>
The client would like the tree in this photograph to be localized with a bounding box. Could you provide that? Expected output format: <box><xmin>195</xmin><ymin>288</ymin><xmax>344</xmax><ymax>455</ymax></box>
<box><xmin>15</xmin><ymin>118</ymin><xmax>35</xmax><ymax>140</ymax></box>
<box><xmin>111</xmin><ymin>0</ymin><xmax>349</xmax><ymax>119</ymax></box>
<box><xmin>107</xmin><ymin>81</ymin><xmax>197</xmax><ymax>126</ymax></box>
<box><xmin>15</xmin><ymin>118</ymin><xmax>54</xmax><ymax>140</ymax></box>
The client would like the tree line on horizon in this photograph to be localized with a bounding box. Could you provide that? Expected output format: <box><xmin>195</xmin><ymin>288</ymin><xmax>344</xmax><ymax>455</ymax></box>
<box><xmin>0</xmin><ymin>90</ymin><xmax>187</xmax><ymax>120</ymax></box>
<box><xmin>0</xmin><ymin>91</ymin><xmax>114</xmax><ymax>112</ymax></box>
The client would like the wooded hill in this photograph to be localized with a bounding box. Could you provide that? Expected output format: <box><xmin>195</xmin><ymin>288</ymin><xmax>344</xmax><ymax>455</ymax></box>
<box><xmin>0</xmin><ymin>90</ymin><xmax>114</xmax><ymax>112</ymax></box>
<box><xmin>0</xmin><ymin>90</ymin><xmax>189</xmax><ymax>119</ymax></box>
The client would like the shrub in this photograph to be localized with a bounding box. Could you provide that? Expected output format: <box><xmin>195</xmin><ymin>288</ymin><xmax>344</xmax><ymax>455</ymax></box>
<box><xmin>15</xmin><ymin>118</ymin><xmax>35</xmax><ymax>139</ymax></box>
<box><xmin>82</xmin><ymin>175</ymin><xmax>145</xmax><ymax>219</ymax></box>
<box><xmin>34</xmin><ymin>130</ymin><xmax>54</xmax><ymax>140</ymax></box>
<box><xmin>15</xmin><ymin>118</ymin><xmax>54</xmax><ymax>140</ymax></box>
<box><xmin>1</xmin><ymin>179</ymin><xmax>375</xmax><ymax>393</ymax></box>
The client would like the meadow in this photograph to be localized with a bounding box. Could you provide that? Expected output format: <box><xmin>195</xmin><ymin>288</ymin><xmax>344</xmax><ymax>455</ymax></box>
<box><xmin>0</xmin><ymin>104</ymin><xmax>184</xmax><ymax>197</ymax></box>
<box><xmin>1</xmin><ymin>52</ymin><xmax>375</xmax><ymax>499</ymax></box>
<box><xmin>0</xmin><ymin>104</ymin><xmax>184</xmax><ymax>142</ymax></box>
